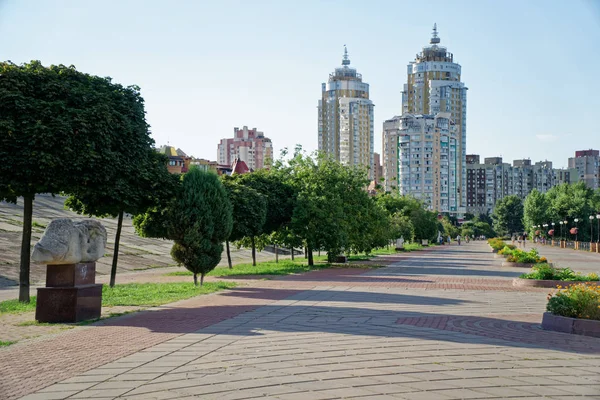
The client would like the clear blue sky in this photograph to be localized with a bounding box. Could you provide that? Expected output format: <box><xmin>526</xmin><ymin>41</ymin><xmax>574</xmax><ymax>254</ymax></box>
<box><xmin>1</xmin><ymin>0</ymin><xmax>599</xmax><ymax>168</ymax></box>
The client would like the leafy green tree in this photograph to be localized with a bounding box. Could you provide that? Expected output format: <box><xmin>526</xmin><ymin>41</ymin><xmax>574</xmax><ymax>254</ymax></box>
<box><xmin>523</xmin><ymin>189</ymin><xmax>550</xmax><ymax>237</ymax></box>
<box><xmin>463</xmin><ymin>212</ymin><xmax>475</xmax><ymax>221</ymax></box>
<box><xmin>234</xmin><ymin>170</ymin><xmax>295</xmax><ymax>261</ymax></box>
<box><xmin>279</xmin><ymin>152</ymin><xmax>370</xmax><ymax>265</ymax></box>
<box><xmin>492</xmin><ymin>195</ymin><xmax>524</xmax><ymax>237</ymax></box>
<box><xmin>0</xmin><ymin>61</ymin><xmax>148</xmax><ymax>302</ymax></box>
<box><xmin>222</xmin><ymin>178</ymin><xmax>267</xmax><ymax>267</ymax></box>
<box><xmin>411</xmin><ymin>207</ymin><xmax>439</xmax><ymax>242</ymax></box>
<box><xmin>169</xmin><ymin>168</ymin><xmax>232</xmax><ymax>285</ymax></box>
<box><xmin>66</xmin><ymin>151</ymin><xmax>177</xmax><ymax>287</ymax></box>
<box><xmin>544</xmin><ymin>182</ymin><xmax>597</xmax><ymax>241</ymax></box>
<box><xmin>441</xmin><ymin>216</ymin><xmax>459</xmax><ymax>239</ymax></box>
<box><xmin>390</xmin><ymin>213</ymin><xmax>415</xmax><ymax>242</ymax></box>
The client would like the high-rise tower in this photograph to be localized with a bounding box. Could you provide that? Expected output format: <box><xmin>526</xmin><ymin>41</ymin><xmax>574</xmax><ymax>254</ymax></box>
<box><xmin>318</xmin><ymin>47</ymin><xmax>374</xmax><ymax>179</ymax></box>
<box><xmin>384</xmin><ymin>24</ymin><xmax>467</xmax><ymax>215</ymax></box>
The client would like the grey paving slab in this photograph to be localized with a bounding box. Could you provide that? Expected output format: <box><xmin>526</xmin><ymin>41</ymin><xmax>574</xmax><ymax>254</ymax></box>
<box><xmin>19</xmin><ymin>242</ymin><xmax>600</xmax><ymax>399</ymax></box>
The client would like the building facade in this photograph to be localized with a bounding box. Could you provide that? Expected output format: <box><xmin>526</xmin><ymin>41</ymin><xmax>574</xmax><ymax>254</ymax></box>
<box><xmin>383</xmin><ymin>25</ymin><xmax>466</xmax><ymax>215</ymax></box>
<box><xmin>466</xmin><ymin>155</ymin><xmax>577</xmax><ymax>214</ymax></box>
<box><xmin>318</xmin><ymin>47</ymin><xmax>375</xmax><ymax>179</ymax></box>
<box><xmin>217</xmin><ymin>126</ymin><xmax>273</xmax><ymax>171</ymax></box>
<box><xmin>382</xmin><ymin>116</ymin><xmax>401</xmax><ymax>192</ymax></box>
<box><xmin>397</xmin><ymin>113</ymin><xmax>461</xmax><ymax>214</ymax></box>
<box><xmin>568</xmin><ymin>149</ymin><xmax>600</xmax><ymax>189</ymax></box>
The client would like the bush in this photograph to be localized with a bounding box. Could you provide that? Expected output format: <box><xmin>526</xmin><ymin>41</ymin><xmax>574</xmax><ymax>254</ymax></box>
<box><xmin>520</xmin><ymin>264</ymin><xmax>599</xmax><ymax>281</ymax></box>
<box><xmin>546</xmin><ymin>283</ymin><xmax>600</xmax><ymax>320</ymax></box>
<box><xmin>498</xmin><ymin>245</ymin><xmax>516</xmax><ymax>256</ymax></box>
<box><xmin>488</xmin><ymin>238</ymin><xmax>506</xmax><ymax>251</ymax></box>
<box><xmin>506</xmin><ymin>248</ymin><xmax>543</xmax><ymax>264</ymax></box>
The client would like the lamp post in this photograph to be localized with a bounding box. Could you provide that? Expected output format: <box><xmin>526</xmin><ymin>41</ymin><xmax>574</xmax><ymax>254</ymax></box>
<box><xmin>574</xmin><ymin>218</ymin><xmax>579</xmax><ymax>241</ymax></box>
<box><xmin>563</xmin><ymin>220</ymin><xmax>568</xmax><ymax>241</ymax></box>
<box><xmin>559</xmin><ymin>221</ymin><xmax>563</xmax><ymax>241</ymax></box>
<box><xmin>596</xmin><ymin>215</ymin><xmax>600</xmax><ymax>243</ymax></box>
<box><xmin>590</xmin><ymin>215</ymin><xmax>594</xmax><ymax>242</ymax></box>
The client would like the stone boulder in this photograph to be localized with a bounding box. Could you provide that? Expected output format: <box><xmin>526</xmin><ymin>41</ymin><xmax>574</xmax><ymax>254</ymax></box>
<box><xmin>31</xmin><ymin>218</ymin><xmax>107</xmax><ymax>265</ymax></box>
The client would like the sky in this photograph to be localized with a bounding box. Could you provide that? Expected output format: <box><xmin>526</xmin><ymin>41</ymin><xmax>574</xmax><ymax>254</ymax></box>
<box><xmin>1</xmin><ymin>0</ymin><xmax>599</xmax><ymax>168</ymax></box>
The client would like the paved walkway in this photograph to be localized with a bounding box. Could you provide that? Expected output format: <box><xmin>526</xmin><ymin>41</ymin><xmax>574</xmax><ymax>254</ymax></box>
<box><xmin>3</xmin><ymin>242</ymin><xmax>600</xmax><ymax>400</ymax></box>
<box><xmin>533</xmin><ymin>243</ymin><xmax>600</xmax><ymax>274</ymax></box>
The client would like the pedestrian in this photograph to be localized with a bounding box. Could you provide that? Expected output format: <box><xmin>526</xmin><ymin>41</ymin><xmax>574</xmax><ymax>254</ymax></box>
<box><xmin>517</xmin><ymin>235</ymin><xmax>522</xmax><ymax>247</ymax></box>
<box><xmin>523</xmin><ymin>232</ymin><xmax>527</xmax><ymax>248</ymax></box>
<box><xmin>447</xmin><ymin>235</ymin><xmax>451</xmax><ymax>244</ymax></box>
<box><xmin>456</xmin><ymin>234</ymin><xmax>461</xmax><ymax>245</ymax></box>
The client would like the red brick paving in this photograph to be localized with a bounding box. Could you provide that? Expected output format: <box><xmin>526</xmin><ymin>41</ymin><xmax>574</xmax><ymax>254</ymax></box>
<box><xmin>396</xmin><ymin>313</ymin><xmax>600</xmax><ymax>354</ymax></box>
<box><xmin>0</xmin><ymin>245</ymin><xmax>555</xmax><ymax>399</ymax></box>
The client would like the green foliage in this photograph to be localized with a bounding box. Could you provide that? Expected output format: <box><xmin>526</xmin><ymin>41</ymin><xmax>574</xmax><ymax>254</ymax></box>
<box><xmin>390</xmin><ymin>213</ymin><xmax>415</xmax><ymax>242</ymax></box>
<box><xmin>0</xmin><ymin>61</ymin><xmax>159</xmax><ymax>301</ymax></box>
<box><xmin>505</xmin><ymin>248</ymin><xmax>545</xmax><ymax>264</ymax></box>
<box><xmin>169</xmin><ymin>168</ymin><xmax>233</xmax><ymax>285</ymax></box>
<box><xmin>440</xmin><ymin>216</ymin><xmax>459</xmax><ymax>238</ymax></box>
<box><xmin>488</xmin><ymin>238</ymin><xmax>507</xmax><ymax>251</ymax></box>
<box><xmin>0</xmin><ymin>297</ymin><xmax>37</xmax><ymax>314</ymax></box>
<box><xmin>0</xmin><ymin>341</ymin><xmax>16</xmax><ymax>347</ymax></box>
<box><xmin>523</xmin><ymin>189</ymin><xmax>550</xmax><ymax>237</ymax></box>
<box><xmin>222</xmin><ymin>179</ymin><xmax>267</xmax><ymax>241</ymax></box>
<box><xmin>233</xmin><ymin>170</ymin><xmax>295</xmax><ymax>235</ymax></box>
<box><xmin>492</xmin><ymin>195</ymin><xmax>524</xmax><ymax>236</ymax></box>
<box><xmin>167</xmin><ymin>259</ymin><xmax>331</xmax><ymax>277</ymax></box>
<box><xmin>547</xmin><ymin>284</ymin><xmax>600</xmax><ymax>320</ymax></box>
<box><xmin>411</xmin><ymin>207</ymin><xmax>439</xmax><ymax>241</ymax></box>
<box><xmin>520</xmin><ymin>264</ymin><xmax>599</xmax><ymax>282</ymax></box>
<box><xmin>101</xmin><ymin>281</ymin><xmax>236</xmax><ymax>306</ymax></box>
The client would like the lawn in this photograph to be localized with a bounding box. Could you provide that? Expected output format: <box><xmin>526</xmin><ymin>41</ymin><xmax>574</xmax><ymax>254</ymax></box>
<box><xmin>167</xmin><ymin>259</ymin><xmax>331</xmax><ymax>277</ymax></box>
<box><xmin>0</xmin><ymin>281</ymin><xmax>237</xmax><ymax>315</ymax></box>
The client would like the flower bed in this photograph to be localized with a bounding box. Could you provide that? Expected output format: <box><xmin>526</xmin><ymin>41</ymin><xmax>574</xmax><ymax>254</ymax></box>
<box><xmin>520</xmin><ymin>264</ymin><xmax>598</xmax><ymax>282</ymax></box>
<box><xmin>487</xmin><ymin>238</ymin><xmax>506</xmax><ymax>253</ymax></box>
<box><xmin>542</xmin><ymin>283</ymin><xmax>600</xmax><ymax>337</ymax></box>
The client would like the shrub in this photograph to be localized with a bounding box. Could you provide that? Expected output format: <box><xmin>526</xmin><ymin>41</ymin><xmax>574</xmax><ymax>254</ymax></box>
<box><xmin>506</xmin><ymin>248</ymin><xmax>543</xmax><ymax>264</ymax></box>
<box><xmin>520</xmin><ymin>264</ymin><xmax>599</xmax><ymax>281</ymax></box>
<box><xmin>498</xmin><ymin>245</ymin><xmax>516</xmax><ymax>256</ymax></box>
<box><xmin>488</xmin><ymin>238</ymin><xmax>507</xmax><ymax>251</ymax></box>
<box><xmin>546</xmin><ymin>284</ymin><xmax>600</xmax><ymax>321</ymax></box>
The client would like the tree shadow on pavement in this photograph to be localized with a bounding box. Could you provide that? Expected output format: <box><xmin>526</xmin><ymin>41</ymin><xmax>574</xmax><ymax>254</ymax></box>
<box><xmin>95</xmin><ymin>286</ymin><xmax>600</xmax><ymax>355</ymax></box>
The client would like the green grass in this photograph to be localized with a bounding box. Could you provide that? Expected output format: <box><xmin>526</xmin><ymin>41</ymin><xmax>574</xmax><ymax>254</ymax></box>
<box><xmin>31</xmin><ymin>221</ymin><xmax>46</xmax><ymax>229</ymax></box>
<box><xmin>101</xmin><ymin>282</ymin><xmax>236</xmax><ymax>306</ymax></box>
<box><xmin>0</xmin><ymin>298</ymin><xmax>37</xmax><ymax>315</ymax></box>
<box><xmin>0</xmin><ymin>340</ymin><xmax>17</xmax><ymax>347</ymax></box>
<box><xmin>167</xmin><ymin>260</ymin><xmax>331</xmax><ymax>277</ymax></box>
<box><xmin>0</xmin><ymin>281</ymin><xmax>237</xmax><ymax>316</ymax></box>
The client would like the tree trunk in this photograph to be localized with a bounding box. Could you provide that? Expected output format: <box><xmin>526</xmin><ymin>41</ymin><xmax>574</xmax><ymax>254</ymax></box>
<box><xmin>275</xmin><ymin>244</ymin><xmax>278</xmax><ymax>263</ymax></box>
<box><xmin>19</xmin><ymin>195</ymin><xmax>33</xmax><ymax>303</ymax></box>
<box><xmin>109</xmin><ymin>210</ymin><xmax>124</xmax><ymax>288</ymax></box>
<box><xmin>193</xmin><ymin>272</ymin><xmax>198</xmax><ymax>286</ymax></box>
<box><xmin>304</xmin><ymin>247</ymin><xmax>308</xmax><ymax>259</ymax></box>
<box><xmin>200</xmin><ymin>273</ymin><xmax>205</xmax><ymax>286</ymax></box>
<box><xmin>251</xmin><ymin>236</ymin><xmax>256</xmax><ymax>266</ymax></box>
<box><xmin>290</xmin><ymin>247</ymin><xmax>294</xmax><ymax>260</ymax></box>
<box><xmin>226</xmin><ymin>240</ymin><xmax>232</xmax><ymax>269</ymax></box>
<box><xmin>307</xmin><ymin>244</ymin><xmax>314</xmax><ymax>266</ymax></box>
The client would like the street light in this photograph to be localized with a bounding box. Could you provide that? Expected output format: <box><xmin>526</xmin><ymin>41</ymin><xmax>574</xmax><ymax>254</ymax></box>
<box><xmin>574</xmin><ymin>218</ymin><xmax>579</xmax><ymax>241</ymax></box>
<box><xmin>559</xmin><ymin>221</ymin><xmax>564</xmax><ymax>241</ymax></box>
<box><xmin>596</xmin><ymin>215</ymin><xmax>600</xmax><ymax>243</ymax></box>
<box><xmin>563</xmin><ymin>221</ymin><xmax>568</xmax><ymax>241</ymax></box>
<box><xmin>590</xmin><ymin>215</ymin><xmax>595</xmax><ymax>242</ymax></box>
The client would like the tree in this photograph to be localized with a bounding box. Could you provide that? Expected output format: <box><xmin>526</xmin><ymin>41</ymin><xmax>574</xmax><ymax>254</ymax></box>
<box><xmin>390</xmin><ymin>213</ymin><xmax>415</xmax><ymax>242</ymax></box>
<box><xmin>233</xmin><ymin>170</ymin><xmax>295</xmax><ymax>262</ymax></box>
<box><xmin>492</xmin><ymin>195</ymin><xmax>524</xmax><ymax>237</ymax></box>
<box><xmin>0</xmin><ymin>61</ymin><xmax>146</xmax><ymax>302</ymax></box>
<box><xmin>523</xmin><ymin>189</ymin><xmax>550</xmax><ymax>237</ymax></box>
<box><xmin>411</xmin><ymin>207</ymin><xmax>439</xmax><ymax>242</ymax></box>
<box><xmin>66</xmin><ymin>151</ymin><xmax>177</xmax><ymax>287</ymax></box>
<box><xmin>222</xmin><ymin>178</ymin><xmax>267</xmax><ymax>268</ymax></box>
<box><xmin>169</xmin><ymin>167</ymin><xmax>232</xmax><ymax>285</ymax></box>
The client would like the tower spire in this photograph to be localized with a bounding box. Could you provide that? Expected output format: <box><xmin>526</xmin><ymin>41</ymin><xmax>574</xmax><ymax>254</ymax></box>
<box><xmin>430</xmin><ymin>23</ymin><xmax>440</xmax><ymax>44</ymax></box>
<box><xmin>342</xmin><ymin>45</ymin><xmax>350</xmax><ymax>66</ymax></box>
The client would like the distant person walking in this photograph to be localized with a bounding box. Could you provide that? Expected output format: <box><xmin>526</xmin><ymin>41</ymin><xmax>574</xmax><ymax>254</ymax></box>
<box><xmin>522</xmin><ymin>232</ymin><xmax>527</xmax><ymax>248</ymax></box>
<box><xmin>456</xmin><ymin>235</ymin><xmax>461</xmax><ymax>245</ymax></box>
